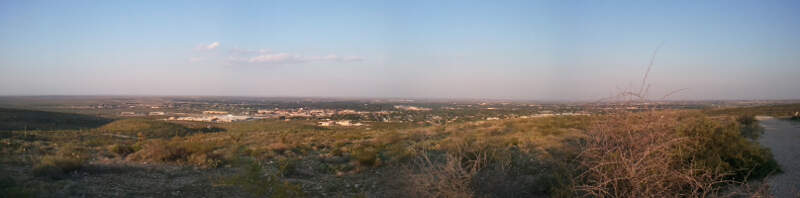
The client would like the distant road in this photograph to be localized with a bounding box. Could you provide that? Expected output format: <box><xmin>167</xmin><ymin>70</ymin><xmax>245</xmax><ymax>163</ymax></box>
<box><xmin>757</xmin><ymin>116</ymin><xmax>800</xmax><ymax>197</ymax></box>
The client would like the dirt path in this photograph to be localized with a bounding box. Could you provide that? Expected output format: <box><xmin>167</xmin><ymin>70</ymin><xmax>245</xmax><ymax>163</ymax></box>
<box><xmin>757</xmin><ymin>116</ymin><xmax>800</xmax><ymax>197</ymax></box>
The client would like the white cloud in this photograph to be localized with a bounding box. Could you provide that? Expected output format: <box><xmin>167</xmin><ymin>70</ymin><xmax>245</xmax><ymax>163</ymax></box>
<box><xmin>230</xmin><ymin>50</ymin><xmax>364</xmax><ymax>65</ymax></box>
<box><xmin>190</xmin><ymin>45</ymin><xmax>364</xmax><ymax>65</ymax></box>
<box><xmin>247</xmin><ymin>53</ymin><xmax>303</xmax><ymax>64</ymax></box>
<box><xmin>207</xmin><ymin>42</ymin><xmax>220</xmax><ymax>49</ymax></box>
<box><xmin>196</xmin><ymin>42</ymin><xmax>220</xmax><ymax>50</ymax></box>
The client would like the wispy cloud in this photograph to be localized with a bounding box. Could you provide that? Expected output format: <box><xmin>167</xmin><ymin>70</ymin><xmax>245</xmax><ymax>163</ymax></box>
<box><xmin>229</xmin><ymin>49</ymin><xmax>364</xmax><ymax>65</ymax></box>
<box><xmin>196</xmin><ymin>42</ymin><xmax>220</xmax><ymax>50</ymax></box>
<box><xmin>191</xmin><ymin>44</ymin><xmax>364</xmax><ymax>65</ymax></box>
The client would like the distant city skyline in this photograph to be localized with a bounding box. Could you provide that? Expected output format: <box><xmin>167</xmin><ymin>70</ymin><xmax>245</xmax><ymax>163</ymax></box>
<box><xmin>1</xmin><ymin>1</ymin><xmax>799</xmax><ymax>100</ymax></box>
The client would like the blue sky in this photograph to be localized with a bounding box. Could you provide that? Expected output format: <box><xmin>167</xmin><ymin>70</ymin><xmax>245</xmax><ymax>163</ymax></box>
<box><xmin>1</xmin><ymin>1</ymin><xmax>799</xmax><ymax>100</ymax></box>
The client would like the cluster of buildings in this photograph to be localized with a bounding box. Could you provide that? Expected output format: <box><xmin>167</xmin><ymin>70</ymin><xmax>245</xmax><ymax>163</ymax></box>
<box><xmin>394</xmin><ymin>105</ymin><xmax>431</xmax><ymax>111</ymax></box>
<box><xmin>317</xmin><ymin>120</ymin><xmax>366</xmax><ymax>127</ymax></box>
<box><xmin>119</xmin><ymin>107</ymin><xmax>398</xmax><ymax>124</ymax></box>
<box><xmin>167</xmin><ymin>114</ymin><xmax>256</xmax><ymax>123</ymax></box>
<box><xmin>120</xmin><ymin>111</ymin><xmax>165</xmax><ymax>116</ymax></box>
<box><xmin>252</xmin><ymin>108</ymin><xmax>391</xmax><ymax>118</ymax></box>
<box><xmin>254</xmin><ymin>108</ymin><xmax>337</xmax><ymax>118</ymax></box>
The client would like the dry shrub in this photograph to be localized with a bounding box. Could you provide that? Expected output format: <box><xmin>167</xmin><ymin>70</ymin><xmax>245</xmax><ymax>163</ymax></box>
<box><xmin>404</xmin><ymin>150</ymin><xmax>487</xmax><ymax>198</ymax></box>
<box><xmin>267</xmin><ymin>142</ymin><xmax>292</xmax><ymax>153</ymax></box>
<box><xmin>722</xmin><ymin>179</ymin><xmax>773</xmax><ymax>198</ymax></box>
<box><xmin>573</xmin><ymin>111</ymin><xmax>777</xmax><ymax>197</ymax></box>
<box><xmin>574</xmin><ymin>111</ymin><xmax>701</xmax><ymax>197</ymax></box>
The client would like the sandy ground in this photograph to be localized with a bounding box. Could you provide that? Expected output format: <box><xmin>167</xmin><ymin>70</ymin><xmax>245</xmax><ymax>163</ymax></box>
<box><xmin>757</xmin><ymin>117</ymin><xmax>800</xmax><ymax>197</ymax></box>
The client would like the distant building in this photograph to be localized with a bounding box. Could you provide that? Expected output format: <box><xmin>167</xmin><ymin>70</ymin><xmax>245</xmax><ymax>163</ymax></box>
<box><xmin>148</xmin><ymin>112</ymin><xmax>165</xmax><ymax>116</ymax></box>
<box><xmin>318</xmin><ymin>120</ymin><xmax>365</xmax><ymax>127</ymax></box>
<box><xmin>335</xmin><ymin>120</ymin><xmax>365</xmax><ymax>126</ymax></box>
<box><xmin>318</xmin><ymin>121</ymin><xmax>334</xmax><ymax>126</ymax></box>
<box><xmin>394</xmin><ymin>105</ymin><xmax>431</xmax><ymax>111</ymax></box>
<box><xmin>338</xmin><ymin>109</ymin><xmax>357</xmax><ymax>114</ymax></box>
<box><xmin>171</xmin><ymin>115</ymin><xmax>254</xmax><ymax>123</ymax></box>
<box><xmin>203</xmin><ymin>110</ymin><xmax>228</xmax><ymax>115</ymax></box>
<box><xmin>531</xmin><ymin>114</ymin><xmax>555</xmax><ymax>118</ymax></box>
<box><xmin>215</xmin><ymin>115</ymin><xmax>252</xmax><ymax>122</ymax></box>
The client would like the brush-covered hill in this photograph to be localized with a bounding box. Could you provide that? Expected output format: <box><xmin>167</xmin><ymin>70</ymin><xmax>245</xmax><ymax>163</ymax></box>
<box><xmin>0</xmin><ymin>108</ymin><xmax>112</xmax><ymax>131</ymax></box>
<box><xmin>705</xmin><ymin>103</ymin><xmax>800</xmax><ymax>117</ymax></box>
<box><xmin>97</xmin><ymin>119</ymin><xmax>191</xmax><ymax>138</ymax></box>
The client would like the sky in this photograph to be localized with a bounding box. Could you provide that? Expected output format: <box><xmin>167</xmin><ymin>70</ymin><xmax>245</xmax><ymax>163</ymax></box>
<box><xmin>1</xmin><ymin>0</ymin><xmax>799</xmax><ymax>100</ymax></box>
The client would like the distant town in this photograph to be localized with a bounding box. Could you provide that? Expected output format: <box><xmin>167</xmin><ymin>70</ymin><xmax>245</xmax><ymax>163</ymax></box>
<box><xmin>2</xmin><ymin>96</ymin><xmax>795</xmax><ymax>127</ymax></box>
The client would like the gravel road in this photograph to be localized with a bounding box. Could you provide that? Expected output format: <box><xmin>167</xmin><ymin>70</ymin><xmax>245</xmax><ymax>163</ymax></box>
<box><xmin>757</xmin><ymin>117</ymin><xmax>800</xmax><ymax>197</ymax></box>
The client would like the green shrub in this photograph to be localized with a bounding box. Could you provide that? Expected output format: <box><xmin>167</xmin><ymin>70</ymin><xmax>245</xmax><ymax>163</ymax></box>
<box><xmin>32</xmin><ymin>155</ymin><xmax>84</xmax><ymax>178</ymax></box>
<box><xmin>736</xmin><ymin>114</ymin><xmax>764</xmax><ymax>140</ymax></box>
<box><xmin>109</xmin><ymin>144</ymin><xmax>135</xmax><ymax>157</ymax></box>
<box><xmin>351</xmin><ymin>146</ymin><xmax>380</xmax><ymax>167</ymax></box>
<box><xmin>677</xmin><ymin>114</ymin><xmax>779</xmax><ymax>180</ymax></box>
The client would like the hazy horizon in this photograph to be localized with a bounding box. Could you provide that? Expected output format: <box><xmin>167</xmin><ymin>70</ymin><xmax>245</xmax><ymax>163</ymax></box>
<box><xmin>2</xmin><ymin>1</ymin><xmax>799</xmax><ymax>100</ymax></box>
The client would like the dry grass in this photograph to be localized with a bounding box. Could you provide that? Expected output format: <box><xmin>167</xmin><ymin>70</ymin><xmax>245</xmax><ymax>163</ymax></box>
<box><xmin>126</xmin><ymin>137</ymin><xmax>229</xmax><ymax>168</ymax></box>
<box><xmin>32</xmin><ymin>155</ymin><xmax>85</xmax><ymax>178</ymax></box>
<box><xmin>31</xmin><ymin>144</ymin><xmax>87</xmax><ymax>178</ymax></box>
<box><xmin>3</xmin><ymin>108</ymin><xmax>780</xmax><ymax>197</ymax></box>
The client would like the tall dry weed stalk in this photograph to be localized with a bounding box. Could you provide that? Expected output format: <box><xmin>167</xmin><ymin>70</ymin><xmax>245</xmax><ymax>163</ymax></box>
<box><xmin>573</xmin><ymin>44</ymin><xmax>762</xmax><ymax>197</ymax></box>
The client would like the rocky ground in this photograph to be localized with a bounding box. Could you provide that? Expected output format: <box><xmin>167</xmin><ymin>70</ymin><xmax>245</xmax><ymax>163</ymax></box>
<box><xmin>1</xmin><ymin>159</ymin><xmax>249</xmax><ymax>198</ymax></box>
<box><xmin>0</xmin><ymin>156</ymin><xmax>404</xmax><ymax>197</ymax></box>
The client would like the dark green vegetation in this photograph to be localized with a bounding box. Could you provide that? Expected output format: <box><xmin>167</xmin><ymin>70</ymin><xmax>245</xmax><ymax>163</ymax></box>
<box><xmin>98</xmin><ymin>119</ymin><xmax>192</xmax><ymax>138</ymax></box>
<box><xmin>736</xmin><ymin>114</ymin><xmax>765</xmax><ymax>140</ymax></box>
<box><xmin>705</xmin><ymin>103</ymin><xmax>800</xmax><ymax>118</ymax></box>
<box><xmin>0</xmin><ymin>105</ymin><xmax>785</xmax><ymax>197</ymax></box>
<box><xmin>0</xmin><ymin>108</ymin><xmax>111</xmax><ymax>131</ymax></box>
